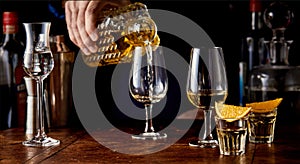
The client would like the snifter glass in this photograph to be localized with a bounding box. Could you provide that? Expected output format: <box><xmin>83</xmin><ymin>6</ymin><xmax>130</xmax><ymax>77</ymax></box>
<box><xmin>186</xmin><ymin>47</ymin><xmax>228</xmax><ymax>148</ymax></box>
<box><xmin>22</xmin><ymin>22</ymin><xmax>59</xmax><ymax>147</ymax></box>
<box><xmin>129</xmin><ymin>46</ymin><xmax>168</xmax><ymax>140</ymax></box>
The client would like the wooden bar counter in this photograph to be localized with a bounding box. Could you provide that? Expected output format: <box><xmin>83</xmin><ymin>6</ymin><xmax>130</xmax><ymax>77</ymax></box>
<box><xmin>1</xmin><ymin>119</ymin><xmax>300</xmax><ymax>163</ymax></box>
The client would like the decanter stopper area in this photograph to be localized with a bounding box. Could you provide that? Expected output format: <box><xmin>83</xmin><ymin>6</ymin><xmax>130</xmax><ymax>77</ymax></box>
<box><xmin>263</xmin><ymin>2</ymin><xmax>293</xmax><ymax>66</ymax></box>
<box><xmin>264</xmin><ymin>1</ymin><xmax>293</xmax><ymax>31</ymax></box>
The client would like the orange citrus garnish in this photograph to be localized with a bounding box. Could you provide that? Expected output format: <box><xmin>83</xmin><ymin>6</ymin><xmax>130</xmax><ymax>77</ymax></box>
<box><xmin>215</xmin><ymin>102</ymin><xmax>251</xmax><ymax>122</ymax></box>
<box><xmin>246</xmin><ymin>98</ymin><xmax>283</xmax><ymax>113</ymax></box>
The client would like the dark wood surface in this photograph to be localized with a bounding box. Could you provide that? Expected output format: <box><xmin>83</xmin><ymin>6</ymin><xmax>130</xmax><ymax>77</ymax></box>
<box><xmin>1</xmin><ymin>119</ymin><xmax>300</xmax><ymax>163</ymax></box>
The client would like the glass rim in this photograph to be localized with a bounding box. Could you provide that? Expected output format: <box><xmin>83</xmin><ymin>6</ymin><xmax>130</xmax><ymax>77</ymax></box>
<box><xmin>23</xmin><ymin>22</ymin><xmax>51</xmax><ymax>25</ymax></box>
<box><xmin>215</xmin><ymin>114</ymin><xmax>249</xmax><ymax>121</ymax></box>
<box><xmin>192</xmin><ymin>46</ymin><xmax>223</xmax><ymax>50</ymax></box>
<box><xmin>249</xmin><ymin>107</ymin><xmax>278</xmax><ymax>113</ymax></box>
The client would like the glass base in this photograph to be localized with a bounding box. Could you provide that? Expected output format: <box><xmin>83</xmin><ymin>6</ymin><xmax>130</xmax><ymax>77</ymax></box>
<box><xmin>23</xmin><ymin>136</ymin><xmax>60</xmax><ymax>147</ymax></box>
<box><xmin>249</xmin><ymin>136</ymin><xmax>274</xmax><ymax>144</ymax></box>
<box><xmin>222</xmin><ymin>150</ymin><xmax>245</xmax><ymax>156</ymax></box>
<box><xmin>189</xmin><ymin>139</ymin><xmax>218</xmax><ymax>148</ymax></box>
<box><xmin>132</xmin><ymin>132</ymin><xmax>167</xmax><ymax>140</ymax></box>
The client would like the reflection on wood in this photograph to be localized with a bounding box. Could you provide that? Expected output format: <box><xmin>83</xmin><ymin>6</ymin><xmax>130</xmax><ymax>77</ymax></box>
<box><xmin>1</xmin><ymin>119</ymin><xmax>300</xmax><ymax>163</ymax></box>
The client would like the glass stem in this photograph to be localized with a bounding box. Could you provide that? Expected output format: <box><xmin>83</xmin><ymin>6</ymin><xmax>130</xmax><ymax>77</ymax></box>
<box><xmin>202</xmin><ymin>109</ymin><xmax>213</xmax><ymax>140</ymax></box>
<box><xmin>144</xmin><ymin>104</ymin><xmax>155</xmax><ymax>133</ymax></box>
<box><xmin>36</xmin><ymin>78</ymin><xmax>46</xmax><ymax>138</ymax></box>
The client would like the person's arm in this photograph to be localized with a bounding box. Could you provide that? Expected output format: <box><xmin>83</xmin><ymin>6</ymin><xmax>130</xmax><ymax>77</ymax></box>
<box><xmin>64</xmin><ymin>0</ymin><xmax>130</xmax><ymax>55</ymax></box>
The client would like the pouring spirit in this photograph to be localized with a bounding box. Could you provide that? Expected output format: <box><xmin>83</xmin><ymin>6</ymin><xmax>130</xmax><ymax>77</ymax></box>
<box><xmin>82</xmin><ymin>2</ymin><xmax>160</xmax><ymax>67</ymax></box>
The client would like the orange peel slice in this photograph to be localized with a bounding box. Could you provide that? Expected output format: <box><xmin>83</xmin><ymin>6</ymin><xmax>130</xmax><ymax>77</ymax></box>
<box><xmin>215</xmin><ymin>102</ymin><xmax>251</xmax><ymax>122</ymax></box>
<box><xmin>246</xmin><ymin>98</ymin><xmax>283</xmax><ymax>113</ymax></box>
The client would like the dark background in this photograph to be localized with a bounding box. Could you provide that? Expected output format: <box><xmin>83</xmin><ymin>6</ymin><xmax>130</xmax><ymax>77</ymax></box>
<box><xmin>1</xmin><ymin>0</ymin><xmax>299</xmax><ymax>127</ymax></box>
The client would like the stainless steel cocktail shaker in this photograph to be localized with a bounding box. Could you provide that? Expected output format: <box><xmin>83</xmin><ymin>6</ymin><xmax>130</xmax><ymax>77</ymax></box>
<box><xmin>48</xmin><ymin>35</ymin><xmax>75</xmax><ymax>127</ymax></box>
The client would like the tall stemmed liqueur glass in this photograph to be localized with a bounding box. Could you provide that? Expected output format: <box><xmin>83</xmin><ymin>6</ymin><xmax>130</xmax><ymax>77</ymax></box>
<box><xmin>129</xmin><ymin>46</ymin><xmax>168</xmax><ymax>140</ymax></box>
<box><xmin>22</xmin><ymin>22</ymin><xmax>59</xmax><ymax>146</ymax></box>
<box><xmin>186</xmin><ymin>47</ymin><xmax>228</xmax><ymax>148</ymax></box>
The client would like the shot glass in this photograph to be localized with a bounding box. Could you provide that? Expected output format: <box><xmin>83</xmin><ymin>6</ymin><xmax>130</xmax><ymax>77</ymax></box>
<box><xmin>215</xmin><ymin>116</ymin><xmax>248</xmax><ymax>155</ymax></box>
<box><xmin>247</xmin><ymin>108</ymin><xmax>277</xmax><ymax>143</ymax></box>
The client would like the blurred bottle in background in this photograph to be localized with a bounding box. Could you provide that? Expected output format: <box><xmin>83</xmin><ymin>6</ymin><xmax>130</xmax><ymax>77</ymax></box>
<box><xmin>0</xmin><ymin>11</ymin><xmax>26</xmax><ymax>130</ymax></box>
<box><xmin>239</xmin><ymin>0</ymin><xmax>266</xmax><ymax>106</ymax></box>
<box><xmin>248</xmin><ymin>2</ymin><xmax>297</xmax><ymax>122</ymax></box>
